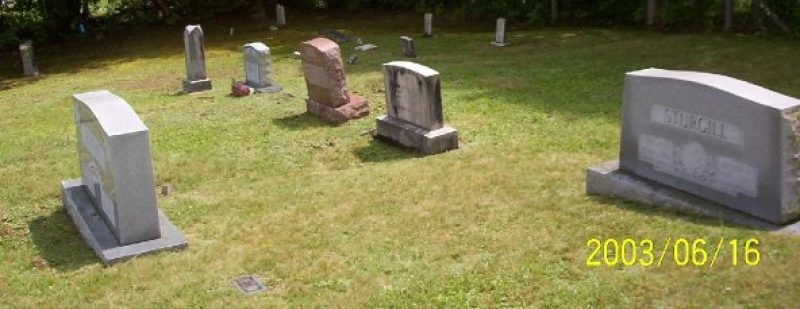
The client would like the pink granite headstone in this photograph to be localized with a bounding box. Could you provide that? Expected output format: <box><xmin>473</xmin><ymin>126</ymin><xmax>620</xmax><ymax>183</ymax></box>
<box><xmin>300</xmin><ymin>37</ymin><xmax>369</xmax><ymax>124</ymax></box>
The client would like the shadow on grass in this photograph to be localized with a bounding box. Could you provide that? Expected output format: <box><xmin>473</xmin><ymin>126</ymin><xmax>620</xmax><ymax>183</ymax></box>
<box><xmin>587</xmin><ymin>195</ymin><xmax>766</xmax><ymax>232</ymax></box>
<box><xmin>28</xmin><ymin>207</ymin><xmax>98</xmax><ymax>272</ymax></box>
<box><xmin>273</xmin><ymin>112</ymin><xmax>332</xmax><ymax>130</ymax></box>
<box><xmin>353</xmin><ymin>138</ymin><xmax>421</xmax><ymax>163</ymax></box>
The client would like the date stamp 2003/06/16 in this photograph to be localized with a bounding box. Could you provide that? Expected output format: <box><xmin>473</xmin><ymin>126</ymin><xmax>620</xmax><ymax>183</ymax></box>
<box><xmin>585</xmin><ymin>238</ymin><xmax>760</xmax><ymax>268</ymax></box>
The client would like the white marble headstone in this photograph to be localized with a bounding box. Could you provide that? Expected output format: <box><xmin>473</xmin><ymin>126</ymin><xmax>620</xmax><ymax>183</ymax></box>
<box><xmin>383</xmin><ymin>61</ymin><xmax>443</xmax><ymax>130</ymax></box>
<box><xmin>19</xmin><ymin>41</ymin><xmax>39</xmax><ymax>76</ymax></box>
<box><xmin>276</xmin><ymin>4</ymin><xmax>286</xmax><ymax>26</ymax></box>
<box><xmin>424</xmin><ymin>13</ymin><xmax>433</xmax><ymax>37</ymax></box>
<box><xmin>243</xmin><ymin>42</ymin><xmax>273</xmax><ymax>89</ymax></box>
<box><xmin>492</xmin><ymin>18</ymin><xmax>508</xmax><ymax>46</ymax></box>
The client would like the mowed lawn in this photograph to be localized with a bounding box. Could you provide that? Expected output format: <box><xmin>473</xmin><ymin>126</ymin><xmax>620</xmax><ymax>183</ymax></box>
<box><xmin>2</xmin><ymin>11</ymin><xmax>800</xmax><ymax>307</ymax></box>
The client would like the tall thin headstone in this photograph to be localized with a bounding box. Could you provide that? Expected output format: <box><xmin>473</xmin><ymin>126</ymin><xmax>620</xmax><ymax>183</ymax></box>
<box><xmin>19</xmin><ymin>41</ymin><xmax>39</xmax><ymax>77</ymax></box>
<box><xmin>587</xmin><ymin>68</ymin><xmax>800</xmax><ymax>226</ymax></box>
<box><xmin>724</xmin><ymin>0</ymin><xmax>733</xmax><ymax>31</ymax></box>
<box><xmin>62</xmin><ymin>90</ymin><xmax>187</xmax><ymax>265</ymax></box>
<box><xmin>276</xmin><ymin>4</ymin><xmax>286</xmax><ymax>27</ymax></box>
<box><xmin>647</xmin><ymin>0</ymin><xmax>657</xmax><ymax>26</ymax></box>
<box><xmin>551</xmin><ymin>0</ymin><xmax>558</xmax><ymax>22</ymax></box>
<box><xmin>183</xmin><ymin>25</ymin><xmax>212</xmax><ymax>93</ymax></box>
<box><xmin>375</xmin><ymin>61</ymin><xmax>458</xmax><ymax>155</ymax></box>
<box><xmin>424</xmin><ymin>13</ymin><xmax>433</xmax><ymax>37</ymax></box>
<box><xmin>401</xmin><ymin>36</ymin><xmax>417</xmax><ymax>58</ymax></box>
<box><xmin>243</xmin><ymin>42</ymin><xmax>282</xmax><ymax>93</ymax></box>
<box><xmin>491</xmin><ymin>18</ymin><xmax>509</xmax><ymax>47</ymax></box>
<box><xmin>300</xmin><ymin>37</ymin><xmax>369</xmax><ymax>124</ymax></box>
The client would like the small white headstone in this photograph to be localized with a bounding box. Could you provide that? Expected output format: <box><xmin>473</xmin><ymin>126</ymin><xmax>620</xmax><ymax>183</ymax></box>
<box><xmin>243</xmin><ymin>42</ymin><xmax>282</xmax><ymax>93</ymax></box>
<box><xmin>424</xmin><ymin>13</ymin><xmax>433</xmax><ymax>37</ymax></box>
<box><xmin>19</xmin><ymin>41</ymin><xmax>39</xmax><ymax>76</ymax></box>
<box><xmin>491</xmin><ymin>18</ymin><xmax>509</xmax><ymax>47</ymax></box>
<box><xmin>276</xmin><ymin>4</ymin><xmax>286</xmax><ymax>26</ymax></box>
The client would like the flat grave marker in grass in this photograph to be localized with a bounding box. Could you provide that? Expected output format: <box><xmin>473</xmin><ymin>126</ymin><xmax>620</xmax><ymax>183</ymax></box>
<box><xmin>232</xmin><ymin>275</ymin><xmax>269</xmax><ymax>295</ymax></box>
<box><xmin>376</xmin><ymin>61</ymin><xmax>458</xmax><ymax>155</ymax></box>
<box><xmin>61</xmin><ymin>90</ymin><xmax>188</xmax><ymax>265</ymax></box>
<box><xmin>589</xmin><ymin>68</ymin><xmax>800</xmax><ymax>230</ymax></box>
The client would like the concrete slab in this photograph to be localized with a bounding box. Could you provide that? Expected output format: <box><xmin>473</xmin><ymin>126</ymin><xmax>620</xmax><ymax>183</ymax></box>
<box><xmin>586</xmin><ymin>161</ymin><xmax>800</xmax><ymax>234</ymax></box>
<box><xmin>62</xmin><ymin>179</ymin><xmax>188</xmax><ymax>265</ymax></box>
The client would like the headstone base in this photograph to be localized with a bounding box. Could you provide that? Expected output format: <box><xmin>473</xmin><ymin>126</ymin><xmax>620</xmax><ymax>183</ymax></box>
<box><xmin>24</xmin><ymin>68</ymin><xmax>40</xmax><ymax>77</ymax></box>
<box><xmin>61</xmin><ymin>179</ymin><xmax>188</xmax><ymax>265</ymax></box>
<box><xmin>251</xmin><ymin>85</ymin><xmax>283</xmax><ymax>94</ymax></box>
<box><xmin>183</xmin><ymin>79</ymin><xmax>213</xmax><ymax>94</ymax></box>
<box><xmin>586</xmin><ymin>161</ymin><xmax>800</xmax><ymax>235</ymax></box>
<box><xmin>491</xmin><ymin>42</ymin><xmax>509</xmax><ymax>47</ymax></box>
<box><xmin>375</xmin><ymin>115</ymin><xmax>458</xmax><ymax>155</ymax></box>
<box><xmin>306</xmin><ymin>94</ymin><xmax>369</xmax><ymax>125</ymax></box>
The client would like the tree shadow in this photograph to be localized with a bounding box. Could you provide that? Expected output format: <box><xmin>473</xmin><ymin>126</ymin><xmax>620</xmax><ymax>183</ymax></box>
<box><xmin>272</xmin><ymin>112</ymin><xmax>332</xmax><ymax>130</ymax></box>
<box><xmin>353</xmin><ymin>138</ymin><xmax>422</xmax><ymax>163</ymax></box>
<box><xmin>28</xmin><ymin>207</ymin><xmax>99</xmax><ymax>272</ymax></box>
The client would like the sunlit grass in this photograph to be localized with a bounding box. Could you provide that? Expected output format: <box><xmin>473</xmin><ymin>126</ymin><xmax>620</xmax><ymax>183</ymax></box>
<box><xmin>2</xmin><ymin>11</ymin><xmax>800</xmax><ymax>307</ymax></box>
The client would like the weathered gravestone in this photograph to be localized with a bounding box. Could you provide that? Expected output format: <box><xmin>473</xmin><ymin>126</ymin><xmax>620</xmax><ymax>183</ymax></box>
<box><xmin>491</xmin><ymin>18</ymin><xmax>509</xmax><ymax>47</ymax></box>
<box><xmin>243</xmin><ymin>42</ymin><xmax>282</xmax><ymax>93</ymax></box>
<box><xmin>400</xmin><ymin>36</ymin><xmax>416</xmax><ymax>58</ymax></box>
<box><xmin>300</xmin><ymin>37</ymin><xmax>369</xmax><ymax>124</ymax></box>
<box><xmin>61</xmin><ymin>90</ymin><xmax>187</xmax><ymax>265</ymax></box>
<box><xmin>276</xmin><ymin>4</ymin><xmax>286</xmax><ymax>27</ymax></box>
<box><xmin>375</xmin><ymin>61</ymin><xmax>458</xmax><ymax>155</ymax></box>
<box><xmin>424</xmin><ymin>13</ymin><xmax>433</xmax><ymax>37</ymax></box>
<box><xmin>183</xmin><ymin>25</ymin><xmax>212</xmax><ymax>93</ymax></box>
<box><xmin>19</xmin><ymin>41</ymin><xmax>39</xmax><ymax>76</ymax></box>
<box><xmin>587</xmin><ymin>68</ymin><xmax>800</xmax><ymax>227</ymax></box>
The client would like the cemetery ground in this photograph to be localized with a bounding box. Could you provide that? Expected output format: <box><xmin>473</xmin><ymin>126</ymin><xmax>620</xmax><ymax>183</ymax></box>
<box><xmin>2</xmin><ymin>11</ymin><xmax>800</xmax><ymax>307</ymax></box>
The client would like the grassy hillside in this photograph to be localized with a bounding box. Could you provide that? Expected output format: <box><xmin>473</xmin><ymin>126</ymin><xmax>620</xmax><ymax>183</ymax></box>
<box><xmin>2</xmin><ymin>11</ymin><xmax>800</xmax><ymax>307</ymax></box>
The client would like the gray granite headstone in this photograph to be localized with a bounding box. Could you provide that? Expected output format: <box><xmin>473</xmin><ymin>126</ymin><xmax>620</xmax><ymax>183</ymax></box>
<box><xmin>612</xmin><ymin>68</ymin><xmax>800</xmax><ymax>224</ymax></box>
<box><xmin>276</xmin><ymin>4</ymin><xmax>286</xmax><ymax>26</ymax></box>
<box><xmin>401</xmin><ymin>36</ymin><xmax>416</xmax><ymax>58</ymax></box>
<box><xmin>375</xmin><ymin>61</ymin><xmax>458</xmax><ymax>155</ymax></box>
<box><xmin>183</xmin><ymin>25</ymin><xmax>212</xmax><ymax>93</ymax></box>
<box><xmin>491</xmin><ymin>18</ymin><xmax>508</xmax><ymax>47</ymax></box>
<box><xmin>424</xmin><ymin>13</ymin><xmax>433</xmax><ymax>37</ymax></box>
<box><xmin>61</xmin><ymin>90</ymin><xmax>187</xmax><ymax>264</ymax></box>
<box><xmin>19</xmin><ymin>41</ymin><xmax>39</xmax><ymax>76</ymax></box>
<box><xmin>243</xmin><ymin>42</ymin><xmax>281</xmax><ymax>93</ymax></box>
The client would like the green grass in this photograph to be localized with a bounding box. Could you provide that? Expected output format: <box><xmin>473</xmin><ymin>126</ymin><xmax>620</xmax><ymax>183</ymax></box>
<box><xmin>2</xmin><ymin>11</ymin><xmax>800</xmax><ymax>307</ymax></box>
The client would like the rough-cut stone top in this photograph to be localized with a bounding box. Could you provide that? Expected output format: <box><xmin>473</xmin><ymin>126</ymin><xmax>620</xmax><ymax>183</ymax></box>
<box><xmin>73</xmin><ymin>90</ymin><xmax>148</xmax><ymax>136</ymax></box>
<box><xmin>300</xmin><ymin>37</ymin><xmax>350</xmax><ymax>107</ymax></box>
<box><xmin>628</xmin><ymin>68</ymin><xmax>800</xmax><ymax>110</ymax></box>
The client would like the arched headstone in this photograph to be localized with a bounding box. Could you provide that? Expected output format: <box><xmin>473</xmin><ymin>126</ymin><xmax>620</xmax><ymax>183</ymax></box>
<box><xmin>375</xmin><ymin>61</ymin><xmax>458</xmax><ymax>155</ymax></box>
<box><xmin>62</xmin><ymin>90</ymin><xmax>187</xmax><ymax>264</ymax></box>
<box><xmin>589</xmin><ymin>68</ymin><xmax>800</xmax><ymax>225</ymax></box>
